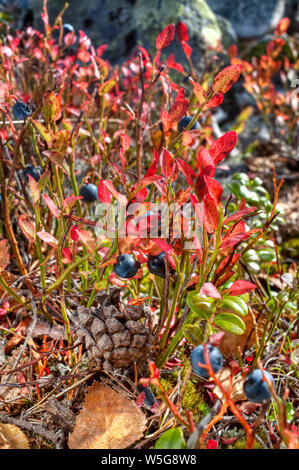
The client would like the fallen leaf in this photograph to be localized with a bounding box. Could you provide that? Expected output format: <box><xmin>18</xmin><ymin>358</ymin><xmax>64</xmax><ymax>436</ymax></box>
<box><xmin>0</xmin><ymin>423</ymin><xmax>30</xmax><ymax>449</ymax></box>
<box><xmin>213</xmin><ymin>368</ymin><xmax>246</xmax><ymax>402</ymax></box>
<box><xmin>68</xmin><ymin>382</ymin><xmax>146</xmax><ymax>449</ymax></box>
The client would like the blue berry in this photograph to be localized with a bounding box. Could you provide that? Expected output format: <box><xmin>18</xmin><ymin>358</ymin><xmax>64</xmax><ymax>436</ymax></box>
<box><xmin>243</xmin><ymin>369</ymin><xmax>274</xmax><ymax>403</ymax></box>
<box><xmin>113</xmin><ymin>254</ymin><xmax>140</xmax><ymax>279</ymax></box>
<box><xmin>23</xmin><ymin>164</ymin><xmax>42</xmax><ymax>182</ymax></box>
<box><xmin>63</xmin><ymin>23</ymin><xmax>74</xmax><ymax>34</ymax></box>
<box><xmin>147</xmin><ymin>251</ymin><xmax>173</xmax><ymax>278</ymax></box>
<box><xmin>178</xmin><ymin>116</ymin><xmax>199</xmax><ymax>133</ymax></box>
<box><xmin>79</xmin><ymin>183</ymin><xmax>98</xmax><ymax>203</ymax></box>
<box><xmin>12</xmin><ymin>100</ymin><xmax>32</xmax><ymax>120</ymax></box>
<box><xmin>190</xmin><ymin>344</ymin><xmax>223</xmax><ymax>379</ymax></box>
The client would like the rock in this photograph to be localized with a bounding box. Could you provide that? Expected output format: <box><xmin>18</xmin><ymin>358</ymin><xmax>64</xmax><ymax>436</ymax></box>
<box><xmin>206</xmin><ymin>0</ymin><xmax>286</xmax><ymax>38</ymax></box>
<box><xmin>30</xmin><ymin>0</ymin><xmax>225</xmax><ymax>66</ymax></box>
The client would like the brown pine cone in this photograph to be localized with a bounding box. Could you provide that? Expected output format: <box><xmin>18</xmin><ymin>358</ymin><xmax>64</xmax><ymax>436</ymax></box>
<box><xmin>74</xmin><ymin>288</ymin><xmax>154</xmax><ymax>370</ymax></box>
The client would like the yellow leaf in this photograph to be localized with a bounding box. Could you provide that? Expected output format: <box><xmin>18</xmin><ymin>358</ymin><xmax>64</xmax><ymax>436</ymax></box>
<box><xmin>68</xmin><ymin>382</ymin><xmax>146</xmax><ymax>449</ymax></box>
<box><xmin>0</xmin><ymin>423</ymin><xmax>30</xmax><ymax>449</ymax></box>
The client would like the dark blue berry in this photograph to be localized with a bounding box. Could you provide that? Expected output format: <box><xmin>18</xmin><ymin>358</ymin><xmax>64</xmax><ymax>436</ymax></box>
<box><xmin>243</xmin><ymin>369</ymin><xmax>274</xmax><ymax>403</ymax></box>
<box><xmin>178</xmin><ymin>116</ymin><xmax>199</xmax><ymax>133</ymax></box>
<box><xmin>147</xmin><ymin>251</ymin><xmax>173</xmax><ymax>278</ymax></box>
<box><xmin>190</xmin><ymin>344</ymin><xmax>223</xmax><ymax>379</ymax></box>
<box><xmin>12</xmin><ymin>100</ymin><xmax>32</xmax><ymax>120</ymax></box>
<box><xmin>137</xmin><ymin>385</ymin><xmax>157</xmax><ymax>409</ymax></box>
<box><xmin>63</xmin><ymin>23</ymin><xmax>74</xmax><ymax>34</ymax></box>
<box><xmin>113</xmin><ymin>254</ymin><xmax>140</xmax><ymax>279</ymax></box>
<box><xmin>79</xmin><ymin>183</ymin><xmax>98</xmax><ymax>203</ymax></box>
<box><xmin>23</xmin><ymin>164</ymin><xmax>42</xmax><ymax>182</ymax></box>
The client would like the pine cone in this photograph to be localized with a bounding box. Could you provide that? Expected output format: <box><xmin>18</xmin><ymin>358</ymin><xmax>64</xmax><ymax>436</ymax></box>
<box><xmin>75</xmin><ymin>288</ymin><xmax>154</xmax><ymax>370</ymax></box>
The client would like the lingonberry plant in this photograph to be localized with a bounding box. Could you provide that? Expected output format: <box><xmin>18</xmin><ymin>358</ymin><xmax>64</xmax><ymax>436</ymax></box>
<box><xmin>0</xmin><ymin>1</ymin><xmax>297</xmax><ymax>450</ymax></box>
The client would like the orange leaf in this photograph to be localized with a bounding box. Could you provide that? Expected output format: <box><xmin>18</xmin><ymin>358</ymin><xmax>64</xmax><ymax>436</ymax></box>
<box><xmin>212</xmin><ymin>65</ymin><xmax>242</xmax><ymax>94</ymax></box>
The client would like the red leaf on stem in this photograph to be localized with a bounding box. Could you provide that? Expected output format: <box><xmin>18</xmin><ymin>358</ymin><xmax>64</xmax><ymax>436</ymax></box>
<box><xmin>228</xmin><ymin>280</ymin><xmax>257</xmax><ymax>296</ymax></box>
<box><xmin>156</xmin><ymin>24</ymin><xmax>175</xmax><ymax>50</ymax></box>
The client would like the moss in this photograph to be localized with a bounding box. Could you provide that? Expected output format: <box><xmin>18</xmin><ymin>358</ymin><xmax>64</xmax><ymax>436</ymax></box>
<box><xmin>181</xmin><ymin>380</ymin><xmax>210</xmax><ymax>423</ymax></box>
<box><xmin>230</xmin><ymin>435</ymin><xmax>265</xmax><ymax>449</ymax></box>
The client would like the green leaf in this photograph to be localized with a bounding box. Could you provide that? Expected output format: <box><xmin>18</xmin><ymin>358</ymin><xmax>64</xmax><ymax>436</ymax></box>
<box><xmin>226</xmin><ymin>181</ymin><xmax>241</xmax><ymax>197</ymax></box>
<box><xmin>242</xmin><ymin>249</ymin><xmax>259</xmax><ymax>263</ymax></box>
<box><xmin>154</xmin><ymin>428</ymin><xmax>186</xmax><ymax>449</ymax></box>
<box><xmin>247</xmin><ymin>261</ymin><xmax>260</xmax><ymax>274</ymax></box>
<box><xmin>213</xmin><ymin>313</ymin><xmax>245</xmax><ymax>335</ymax></box>
<box><xmin>183</xmin><ymin>324</ymin><xmax>204</xmax><ymax>346</ymax></box>
<box><xmin>239</xmin><ymin>185</ymin><xmax>260</xmax><ymax>204</ymax></box>
<box><xmin>220</xmin><ymin>296</ymin><xmax>248</xmax><ymax>317</ymax></box>
<box><xmin>258</xmin><ymin>249</ymin><xmax>275</xmax><ymax>262</ymax></box>
<box><xmin>186</xmin><ymin>291</ymin><xmax>213</xmax><ymax>320</ymax></box>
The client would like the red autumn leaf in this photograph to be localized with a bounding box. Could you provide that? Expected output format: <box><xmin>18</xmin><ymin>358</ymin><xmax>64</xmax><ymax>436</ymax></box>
<box><xmin>37</xmin><ymin>231</ymin><xmax>58</xmax><ymax>249</ymax></box>
<box><xmin>169</xmin><ymin>100</ymin><xmax>188</xmax><ymax>122</ymax></box>
<box><xmin>220</xmin><ymin>233</ymin><xmax>249</xmax><ymax>250</ymax></box>
<box><xmin>200</xmin><ymin>282</ymin><xmax>222</xmax><ymax>299</ymax></box>
<box><xmin>70</xmin><ymin>225</ymin><xmax>79</xmax><ymax>242</ymax></box>
<box><xmin>103</xmin><ymin>180</ymin><xmax>128</xmax><ymax>206</ymax></box>
<box><xmin>196</xmin><ymin>175</ymin><xmax>223</xmax><ymax>203</ymax></box>
<box><xmin>62</xmin><ymin>247</ymin><xmax>73</xmax><ymax>264</ymax></box>
<box><xmin>0</xmin><ymin>239</ymin><xmax>10</xmax><ymax>272</ymax></box>
<box><xmin>120</xmin><ymin>134</ymin><xmax>130</xmax><ymax>152</ymax></box>
<box><xmin>42</xmin><ymin>194</ymin><xmax>61</xmax><ymax>218</ymax></box>
<box><xmin>207</xmin><ymin>92</ymin><xmax>224</xmax><ymax>107</ymax></box>
<box><xmin>275</xmin><ymin>17</ymin><xmax>290</xmax><ymax>35</ymax></box>
<box><xmin>191</xmin><ymin>80</ymin><xmax>208</xmax><ymax>106</ymax></box>
<box><xmin>215</xmin><ymin>254</ymin><xmax>241</xmax><ymax>275</ymax></box>
<box><xmin>161</xmin><ymin>110</ymin><xmax>172</xmax><ymax>134</ymax></box>
<box><xmin>18</xmin><ymin>215</ymin><xmax>36</xmax><ymax>242</ymax></box>
<box><xmin>176</xmin><ymin>21</ymin><xmax>189</xmax><ymax>42</ymax></box>
<box><xmin>203</xmin><ymin>194</ymin><xmax>220</xmax><ymax>233</ymax></box>
<box><xmin>197</xmin><ymin>148</ymin><xmax>215</xmax><ymax>176</ymax></box>
<box><xmin>224</xmin><ymin>204</ymin><xmax>257</xmax><ymax>224</ymax></box>
<box><xmin>215</xmin><ymin>270</ymin><xmax>235</xmax><ymax>287</ymax></box>
<box><xmin>145</xmin><ymin>149</ymin><xmax>159</xmax><ymax>177</ymax></box>
<box><xmin>166</xmin><ymin>54</ymin><xmax>185</xmax><ymax>74</ymax></box>
<box><xmin>181</xmin><ymin>40</ymin><xmax>192</xmax><ymax>58</ymax></box>
<box><xmin>176</xmin><ymin>158</ymin><xmax>195</xmax><ymax>187</ymax></box>
<box><xmin>27</xmin><ymin>174</ymin><xmax>40</xmax><ymax>206</ymax></box>
<box><xmin>63</xmin><ymin>195</ymin><xmax>83</xmax><ymax>210</ymax></box>
<box><xmin>209</xmin><ymin>131</ymin><xmax>237</xmax><ymax>165</ymax></box>
<box><xmin>156</xmin><ymin>24</ymin><xmax>175</xmax><ymax>50</ymax></box>
<box><xmin>160</xmin><ymin>148</ymin><xmax>175</xmax><ymax>178</ymax></box>
<box><xmin>228</xmin><ymin>280</ymin><xmax>257</xmax><ymax>296</ymax></box>
<box><xmin>209</xmin><ymin>331</ymin><xmax>225</xmax><ymax>347</ymax></box>
<box><xmin>182</xmin><ymin>131</ymin><xmax>195</xmax><ymax>147</ymax></box>
<box><xmin>97</xmin><ymin>180</ymin><xmax>112</xmax><ymax>204</ymax></box>
<box><xmin>212</xmin><ymin>64</ymin><xmax>243</xmax><ymax>94</ymax></box>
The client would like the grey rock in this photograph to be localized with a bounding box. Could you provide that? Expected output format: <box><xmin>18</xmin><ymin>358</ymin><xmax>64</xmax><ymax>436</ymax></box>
<box><xmin>206</xmin><ymin>0</ymin><xmax>286</xmax><ymax>38</ymax></box>
<box><xmin>30</xmin><ymin>0</ymin><xmax>225</xmax><ymax>67</ymax></box>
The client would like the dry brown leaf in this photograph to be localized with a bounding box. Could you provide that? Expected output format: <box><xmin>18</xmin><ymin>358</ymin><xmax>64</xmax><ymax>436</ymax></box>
<box><xmin>0</xmin><ymin>423</ymin><xmax>30</xmax><ymax>449</ymax></box>
<box><xmin>68</xmin><ymin>382</ymin><xmax>146</xmax><ymax>449</ymax></box>
<box><xmin>213</xmin><ymin>368</ymin><xmax>246</xmax><ymax>402</ymax></box>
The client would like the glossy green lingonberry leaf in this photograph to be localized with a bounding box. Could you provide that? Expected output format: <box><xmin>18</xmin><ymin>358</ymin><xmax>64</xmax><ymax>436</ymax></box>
<box><xmin>154</xmin><ymin>428</ymin><xmax>186</xmax><ymax>449</ymax></box>
<box><xmin>183</xmin><ymin>323</ymin><xmax>204</xmax><ymax>346</ymax></box>
<box><xmin>219</xmin><ymin>295</ymin><xmax>248</xmax><ymax>317</ymax></box>
<box><xmin>213</xmin><ymin>313</ymin><xmax>246</xmax><ymax>335</ymax></box>
<box><xmin>186</xmin><ymin>291</ymin><xmax>213</xmax><ymax>320</ymax></box>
